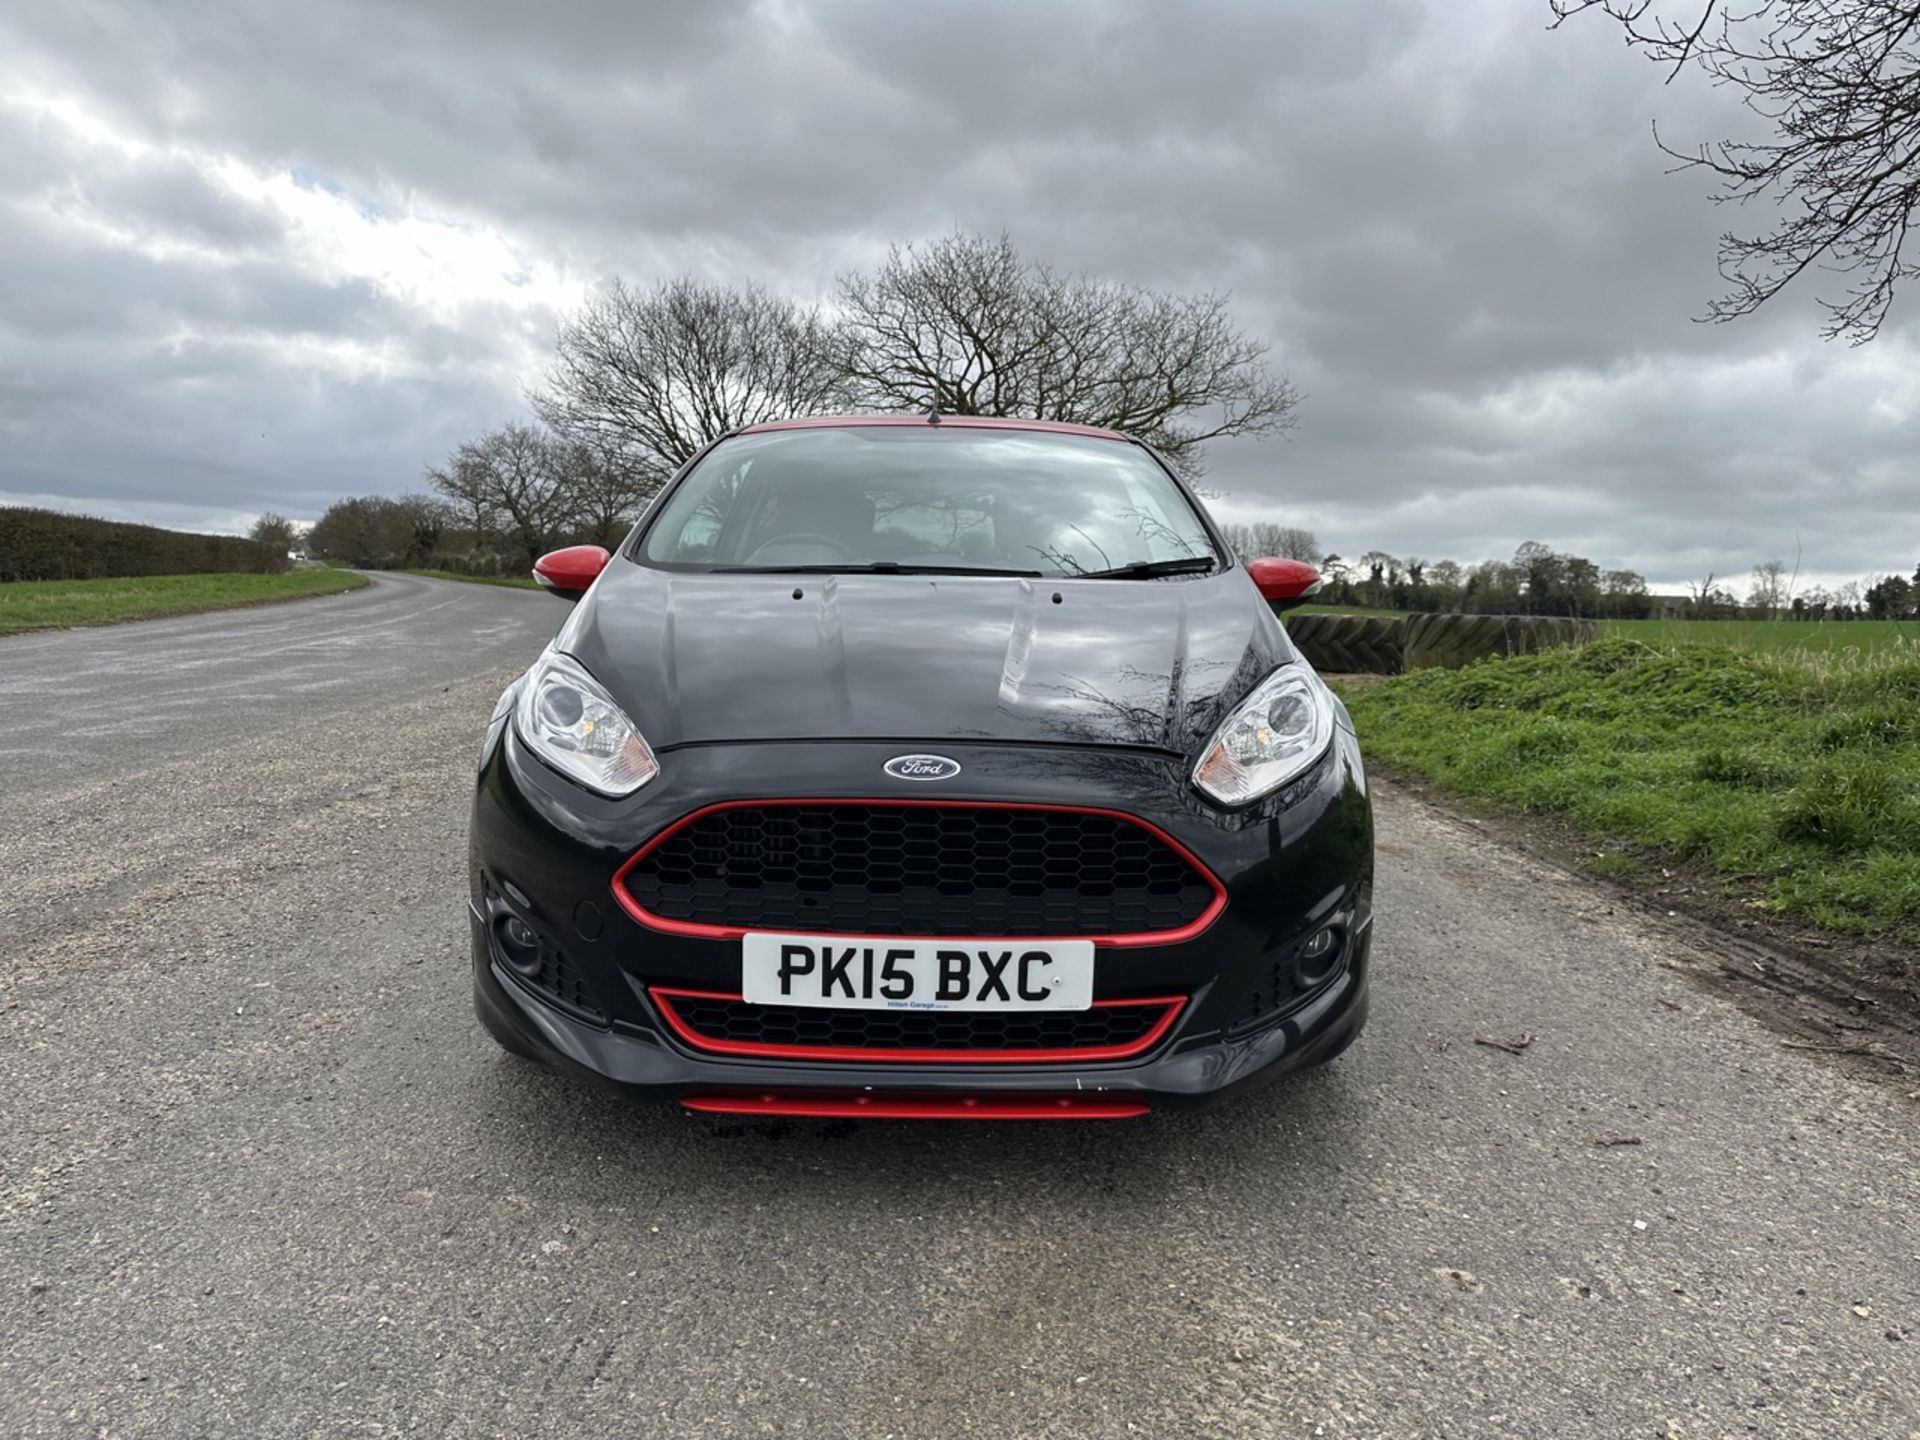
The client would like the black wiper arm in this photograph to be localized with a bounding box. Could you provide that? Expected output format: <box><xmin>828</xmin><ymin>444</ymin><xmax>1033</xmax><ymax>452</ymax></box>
<box><xmin>1075</xmin><ymin>556</ymin><xmax>1219</xmax><ymax>580</ymax></box>
<box><xmin>720</xmin><ymin>562</ymin><xmax>1046</xmax><ymax>577</ymax></box>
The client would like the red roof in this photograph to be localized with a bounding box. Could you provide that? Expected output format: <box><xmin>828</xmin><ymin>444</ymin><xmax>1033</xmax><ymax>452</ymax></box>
<box><xmin>735</xmin><ymin>414</ymin><xmax>1133</xmax><ymax>442</ymax></box>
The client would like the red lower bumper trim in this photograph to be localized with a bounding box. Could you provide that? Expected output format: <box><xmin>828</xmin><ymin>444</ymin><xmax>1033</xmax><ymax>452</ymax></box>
<box><xmin>679</xmin><ymin>1091</ymin><xmax>1150</xmax><ymax>1120</ymax></box>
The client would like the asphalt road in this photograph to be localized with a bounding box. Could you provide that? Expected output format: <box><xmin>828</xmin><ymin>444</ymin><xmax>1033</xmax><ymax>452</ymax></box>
<box><xmin>3</xmin><ymin>571</ymin><xmax>1915</xmax><ymax>1439</ymax></box>
<box><xmin>0</xmin><ymin>570</ymin><xmax>546</xmax><ymax>801</ymax></box>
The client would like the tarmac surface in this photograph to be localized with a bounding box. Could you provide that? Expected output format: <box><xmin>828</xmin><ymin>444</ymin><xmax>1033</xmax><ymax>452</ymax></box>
<box><xmin>3</xmin><ymin>571</ymin><xmax>1915</xmax><ymax>1438</ymax></box>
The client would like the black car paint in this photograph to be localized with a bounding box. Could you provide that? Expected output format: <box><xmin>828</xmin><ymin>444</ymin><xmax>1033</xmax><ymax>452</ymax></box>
<box><xmin>558</xmin><ymin>562</ymin><xmax>1293</xmax><ymax>755</ymax></box>
<box><xmin>468</xmin><ymin>423</ymin><xmax>1374</xmax><ymax>1110</ymax></box>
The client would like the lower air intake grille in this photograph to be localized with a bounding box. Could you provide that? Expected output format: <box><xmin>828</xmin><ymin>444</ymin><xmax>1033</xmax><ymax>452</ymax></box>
<box><xmin>1228</xmin><ymin>936</ymin><xmax>1349</xmax><ymax>1034</ymax></box>
<box><xmin>504</xmin><ymin>942</ymin><xmax>606</xmax><ymax>1024</ymax></box>
<box><xmin>651</xmin><ymin>989</ymin><xmax>1184</xmax><ymax>1064</ymax></box>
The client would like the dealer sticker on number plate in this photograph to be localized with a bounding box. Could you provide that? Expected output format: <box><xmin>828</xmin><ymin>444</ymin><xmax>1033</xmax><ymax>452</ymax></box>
<box><xmin>740</xmin><ymin>932</ymin><xmax>1095</xmax><ymax>1012</ymax></box>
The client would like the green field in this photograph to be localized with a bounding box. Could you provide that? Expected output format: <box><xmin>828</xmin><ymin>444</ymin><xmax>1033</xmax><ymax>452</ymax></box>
<box><xmin>1339</xmin><ymin>636</ymin><xmax>1920</xmax><ymax>945</ymax></box>
<box><xmin>1293</xmin><ymin>609</ymin><xmax>1917</xmax><ymax>656</ymax></box>
<box><xmin>1603</xmin><ymin>617</ymin><xmax>1919</xmax><ymax>655</ymax></box>
<box><xmin>0</xmin><ymin>569</ymin><xmax>369</xmax><ymax>636</ymax></box>
<box><xmin>399</xmin><ymin>569</ymin><xmax>542</xmax><ymax>590</ymax></box>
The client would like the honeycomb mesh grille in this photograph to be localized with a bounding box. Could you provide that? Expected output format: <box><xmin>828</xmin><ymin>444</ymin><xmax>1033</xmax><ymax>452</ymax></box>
<box><xmin>654</xmin><ymin>991</ymin><xmax>1179</xmax><ymax>1060</ymax></box>
<box><xmin>623</xmin><ymin>803</ymin><xmax>1216</xmax><ymax>938</ymax></box>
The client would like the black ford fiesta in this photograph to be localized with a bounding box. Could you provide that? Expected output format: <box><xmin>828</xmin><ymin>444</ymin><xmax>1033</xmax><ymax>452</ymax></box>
<box><xmin>469</xmin><ymin>415</ymin><xmax>1373</xmax><ymax>1119</ymax></box>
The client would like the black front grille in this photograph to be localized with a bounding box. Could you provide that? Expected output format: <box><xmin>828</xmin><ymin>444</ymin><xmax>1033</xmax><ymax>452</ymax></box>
<box><xmin>623</xmin><ymin>803</ymin><xmax>1216</xmax><ymax>938</ymax></box>
<box><xmin>654</xmin><ymin>990</ymin><xmax>1179</xmax><ymax>1059</ymax></box>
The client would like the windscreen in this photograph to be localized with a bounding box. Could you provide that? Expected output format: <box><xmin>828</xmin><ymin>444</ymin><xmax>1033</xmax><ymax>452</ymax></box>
<box><xmin>639</xmin><ymin>426</ymin><xmax>1219</xmax><ymax>577</ymax></box>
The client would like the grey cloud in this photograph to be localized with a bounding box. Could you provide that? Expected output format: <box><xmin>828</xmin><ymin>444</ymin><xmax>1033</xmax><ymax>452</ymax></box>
<box><xmin>0</xmin><ymin>0</ymin><xmax>1912</xmax><ymax>586</ymax></box>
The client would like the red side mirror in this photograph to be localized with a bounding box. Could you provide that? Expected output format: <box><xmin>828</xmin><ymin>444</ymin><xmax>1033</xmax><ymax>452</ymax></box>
<box><xmin>532</xmin><ymin>545</ymin><xmax>611</xmax><ymax>601</ymax></box>
<box><xmin>1248</xmin><ymin>557</ymin><xmax>1323</xmax><ymax>610</ymax></box>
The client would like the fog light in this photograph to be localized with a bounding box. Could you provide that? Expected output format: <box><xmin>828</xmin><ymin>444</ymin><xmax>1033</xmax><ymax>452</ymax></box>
<box><xmin>496</xmin><ymin>915</ymin><xmax>542</xmax><ymax>978</ymax></box>
<box><xmin>1294</xmin><ymin>925</ymin><xmax>1345</xmax><ymax>987</ymax></box>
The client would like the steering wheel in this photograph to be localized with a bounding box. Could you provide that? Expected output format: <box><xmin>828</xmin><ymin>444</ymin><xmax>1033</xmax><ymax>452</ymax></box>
<box><xmin>744</xmin><ymin>532</ymin><xmax>859</xmax><ymax>564</ymax></box>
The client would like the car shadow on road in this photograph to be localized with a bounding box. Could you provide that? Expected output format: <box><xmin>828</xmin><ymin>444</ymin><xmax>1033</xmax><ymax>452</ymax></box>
<box><xmin>456</xmin><ymin>1044</ymin><xmax>1376</xmax><ymax>1214</ymax></box>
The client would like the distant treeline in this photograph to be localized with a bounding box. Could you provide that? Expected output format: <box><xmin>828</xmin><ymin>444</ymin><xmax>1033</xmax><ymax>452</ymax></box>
<box><xmin>306</xmin><ymin>492</ymin><xmax>565</xmax><ymax>576</ymax></box>
<box><xmin>1220</xmin><ymin>523</ymin><xmax>1920</xmax><ymax>622</ymax></box>
<box><xmin>0</xmin><ymin>507</ymin><xmax>288</xmax><ymax>583</ymax></box>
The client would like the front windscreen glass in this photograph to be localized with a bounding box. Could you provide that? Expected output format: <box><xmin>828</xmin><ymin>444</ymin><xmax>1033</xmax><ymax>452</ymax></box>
<box><xmin>638</xmin><ymin>425</ymin><xmax>1219</xmax><ymax>577</ymax></box>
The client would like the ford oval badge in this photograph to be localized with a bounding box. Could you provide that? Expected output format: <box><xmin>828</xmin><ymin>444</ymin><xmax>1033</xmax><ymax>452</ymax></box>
<box><xmin>884</xmin><ymin>754</ymin><xmax>962</xmax><ymax>782</ymax></box>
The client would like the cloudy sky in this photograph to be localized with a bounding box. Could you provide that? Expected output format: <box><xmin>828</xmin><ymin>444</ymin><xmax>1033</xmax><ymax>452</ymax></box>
<box><xmin>3</xmin><ymin>0</ymin><xmax>1915</xmax><ymax>590</ymax></box>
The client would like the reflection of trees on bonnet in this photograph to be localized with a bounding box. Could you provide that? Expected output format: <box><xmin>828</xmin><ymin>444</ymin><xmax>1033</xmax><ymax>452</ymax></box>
<box><xmin>1006</xmin><ymin>652</ymin><xmax>1258</xmax><ymax>755</ymax></box>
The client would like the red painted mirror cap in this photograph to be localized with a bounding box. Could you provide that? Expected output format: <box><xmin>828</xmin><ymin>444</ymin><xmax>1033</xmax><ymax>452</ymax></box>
<box><xmin>1248</xmin><ymin>557</ymin><xmax>1323</xmax><ymax>604</ymax></box>
<box><xmin>532</xmin><ymin>544</ymin><xmax>611</xmax><ymax>599</ymax></box>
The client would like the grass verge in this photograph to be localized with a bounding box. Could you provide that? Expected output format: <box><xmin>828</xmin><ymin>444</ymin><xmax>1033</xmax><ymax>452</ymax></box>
<box><xmin>0</xmin><ymin>569</ymin><xmax>369</xmax><ymax>636</ymax></box>
<box><xmin>1337</xmin><ymin>636</ymin><xmax>1920</xmax><ymax>945</ymax></box>
<box><xmin>399</xmin><ymin>569</ymin><xmax>541</xmax><ymax>590</ymax></box>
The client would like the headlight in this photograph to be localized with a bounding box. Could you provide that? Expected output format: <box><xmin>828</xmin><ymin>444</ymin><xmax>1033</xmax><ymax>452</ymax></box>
<box><xmin>1192</xmin><ymin>664</ymin><xmax>1335</xmax><ymax>806</ymax></box>
<box><xmin>512</xmin><ymin>650</ymin><xmax>659</xmax><ymax>797</ymax></box>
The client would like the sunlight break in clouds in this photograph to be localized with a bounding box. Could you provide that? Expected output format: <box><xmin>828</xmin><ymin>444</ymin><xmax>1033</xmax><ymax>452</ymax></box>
<box><xmin>6</xmin><ymin>80</ymin><xmax>584</xmax><ymax>332</ymax></box>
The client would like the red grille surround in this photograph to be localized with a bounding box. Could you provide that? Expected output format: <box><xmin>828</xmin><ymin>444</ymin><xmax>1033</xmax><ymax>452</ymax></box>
<box><xmin>610</xmin><ymin>798</ymin><xmax>1227</xmax><ymax>947</ymax></box>
<box><xmin>650</xmin><ymin>987</ymin><xmax>1187</xmax><ymax>1065</ymax></box>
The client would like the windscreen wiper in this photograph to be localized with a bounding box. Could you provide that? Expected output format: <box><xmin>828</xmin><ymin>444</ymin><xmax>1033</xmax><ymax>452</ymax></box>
<box><xmin>722</xmin><ymin>562</ymin><xmax>1046</xmax><ymax>577</ymax></box>
<box><xmin>1075</xmin><ymin>556</ymin><xmax>1219</xmax><ymax>580</ymax></box>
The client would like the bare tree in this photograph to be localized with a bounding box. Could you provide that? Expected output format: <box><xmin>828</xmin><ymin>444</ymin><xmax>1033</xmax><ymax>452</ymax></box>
<box><xmin>837</xmin><ymin>232</ymin><xmax>1300</xmax><ymax>478</ymax></box>
<box><xmin>248</xmin><ymin>512</ymin><xmax>295</xmax><ymax>573</ymax></box>
<box><xmin>1685</xmin><ymin>569</ymin><xmax>1744</xmax><ymax>618</ymax></box>
<box><xmin>1602</xmin><ymin>567</ymin><xmax>1652</xmax><ymax>617</ymax></box>
<box><xmin>1219</xmin><ymin>521</ymin><xmax>1321</xmax><ymax>561</ymax></box>
<box><xmin>1428</xmin><ymin>557</ymin><xmax>1466</xmax><ymax>592</ymax></box>
<box><xmin>425</xmin><ymin>449</ymin><xmax>500</xmax><ymax>555</ymax></box>
<box><xmin>1357</xmin><ymin>550</ymin><xmax>1405</xmax><ymax>609</ymax></box>
<box><xmin>556</xmin><ymin>442</ymin><xmax>655</xmax><ymax>550</ymax></box>
<box><xmin>1552</xmin><ymin>1</ymin><xmax>1920</xmax><ymax>341</ymax></box>
<box><xmin>1748</xmin><ymin>558</ymin><xmax>1790</xmax><ymax>616</ymax></box>
<box><xmin>1462</xmin><ymin>559</ymin><xmax>1526</xmax><ymax>614</ymax></box>
<box><xmin>1269</xmin><ymin>525</ymin><xmax>1321</xmax><ymax>561</ymax></box>
<box><xmin>306</xmin><ymin>495</ymin><xmax>450</xmax><ymax>568</ymax></box>
<box><xmin>438</xmin><ymin>424</ymin><xmax>578</xmax><ymax>569</ymax></box>
<box><xmin>535</xmin><ymin>277</ymin><xmax>850</xmax><ymax>489</ymax></box>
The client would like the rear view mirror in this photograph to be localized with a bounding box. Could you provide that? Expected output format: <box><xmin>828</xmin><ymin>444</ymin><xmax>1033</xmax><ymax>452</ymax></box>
<box><xmin>1248</xmin><ymin>557</ymin><xmax>1323</xmax><ymax>611</ymax></box>
<box><xmin>532</xmin><ymin>545</ymin><xmax>611</xmax><ymax>602</ymax></box>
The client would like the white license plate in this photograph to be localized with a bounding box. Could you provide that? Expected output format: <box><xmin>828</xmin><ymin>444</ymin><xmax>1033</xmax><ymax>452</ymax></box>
<box><xmin>741</xmin><ymin>933</ymin><xmax>1094</xmax><ymax>1012</ymax></box>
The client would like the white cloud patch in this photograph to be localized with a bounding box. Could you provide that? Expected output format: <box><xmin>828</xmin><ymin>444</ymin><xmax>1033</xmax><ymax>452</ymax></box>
<box><xmin>6</xmin><ymin>79</ymin><xmax>583</xmax><ymax>333</ymax></box>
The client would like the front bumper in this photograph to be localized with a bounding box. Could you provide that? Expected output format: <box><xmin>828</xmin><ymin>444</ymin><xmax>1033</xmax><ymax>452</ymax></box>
<box><xmin>468</xmin><ymin>726</ymin><xmax>1374</xmax><ymax>1112</ymax></box>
